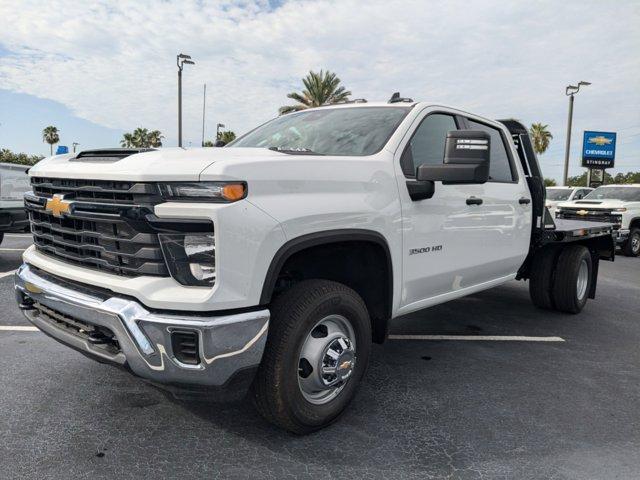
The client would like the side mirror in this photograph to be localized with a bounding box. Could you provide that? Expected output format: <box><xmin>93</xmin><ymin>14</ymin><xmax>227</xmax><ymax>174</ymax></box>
<box><xmin>416</xmin><ymin>130</ymin><xmax>490</xmax><ymax>184</ymax></box>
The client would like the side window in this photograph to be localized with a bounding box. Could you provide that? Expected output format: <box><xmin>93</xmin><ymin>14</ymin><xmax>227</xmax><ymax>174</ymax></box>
<box><xmin>401</xmin><ymin>114</ymin><xmax>458</xmax><ymax>177</ymax></box>
<box><xmin>574</xmin><ymin>190</ymin><xmax>585</xmax><ymax>200</ymax></box>
<box><xmin>467</xmin><ymin>120</ymin><xmax>515</xmax><ymax>182</ymax></box>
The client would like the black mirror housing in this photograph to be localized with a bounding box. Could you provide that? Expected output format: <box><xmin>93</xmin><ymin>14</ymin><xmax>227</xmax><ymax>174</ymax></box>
<box><xmin>416</xmin><ymin>130</ymin><xmax>490</xmax><ymax>184</ymax></box>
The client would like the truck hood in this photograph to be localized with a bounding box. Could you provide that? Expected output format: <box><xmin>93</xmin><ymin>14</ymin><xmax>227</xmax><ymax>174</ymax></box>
<box><xmin>557</xmin><ymin>199</ymin><xmax>627</xmax><ymax>210</ymax></box>
<box><xmin>28</xmin><ymin>147</ymin><xmax>271</xmax><ymax>181</ymax></box>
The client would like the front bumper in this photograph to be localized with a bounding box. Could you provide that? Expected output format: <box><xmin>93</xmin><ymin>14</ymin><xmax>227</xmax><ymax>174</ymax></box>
<box><xmin>15</xmin><ymin>263</ymin><xmax>269</xmax><ymax>389</ymax></box>
<box><xmin>613</xmin><ymin>229</ymin><xmax>630</xmax><ymax>244</ymax></box>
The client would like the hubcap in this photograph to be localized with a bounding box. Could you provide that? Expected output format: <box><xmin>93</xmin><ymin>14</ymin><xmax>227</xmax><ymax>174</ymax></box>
<box><xmin>297</xmin><ymin>314</ymin><xmax>356</xmax><ymax>405</ymax></box>
<box><xmin>576</xmin><ymin>259</ymin><xmax>589</xmax><ymax>300</ymax></box>
<box><xmin>632</xmin><ymin>234</ymin><xmax>640</xmax><ymax>254</ymax></box>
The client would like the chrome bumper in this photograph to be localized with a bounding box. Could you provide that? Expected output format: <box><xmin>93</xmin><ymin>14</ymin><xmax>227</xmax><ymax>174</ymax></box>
<box><xmin>15</xmin><ymin>264</ymin><xmax>269</xmax><ymax>387</ymax></box>
<box><xmin>614</xmin><ymin>229</ymin><xmax>630</xmax><ymax>244</ymax></box>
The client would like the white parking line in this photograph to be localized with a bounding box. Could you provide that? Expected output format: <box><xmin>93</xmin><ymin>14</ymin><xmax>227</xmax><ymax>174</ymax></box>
<box><xmin>0</xmin><ymin>270</ymin><xmax>16</xmax><ymax>279</ymax></box>
<box><xmin>5</xmin><ymin>234</ymin><xmax>30</xmax><ymax>237</ymax></box>
<box><xmin>0</xmin><ymin>326</ymin><xmax>39</xmax><ymax>331</ymax></box>
<box><xmin>0</xmin><ymin>248</ymin><xmax>25</xmax><ymax>252</ymax></box>
<box><xmin>388</xmin><ymin>335</ymin><xmax>565</xmax><ymax>342</ymax></box>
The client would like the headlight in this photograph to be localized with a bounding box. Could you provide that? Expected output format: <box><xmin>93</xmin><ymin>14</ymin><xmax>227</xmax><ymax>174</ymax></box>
<box><xmin>159</xmin><ymin>233</ymin><xmax>215</xmax><ymax>286</ymax></box>
<box><xmin>158</xmin><ymin>182</ymin><xmax>246</xmax><ymax>202</ymax></box>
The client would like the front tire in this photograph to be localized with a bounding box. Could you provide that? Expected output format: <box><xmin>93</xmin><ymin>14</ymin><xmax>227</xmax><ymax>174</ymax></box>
<box><xmin>552</xmin><ymin>245</ymin><xmax>592</xmax><ymax>314</ymax></box>
<box><xmin>622</xmin><ymin>227</ymin><xmax>640</xmax><ymax>257</ymax></box>
<box><xmin>252</xmin><ymin>279</ymin><xmax>371</xmax><ymax>434</ymax></box>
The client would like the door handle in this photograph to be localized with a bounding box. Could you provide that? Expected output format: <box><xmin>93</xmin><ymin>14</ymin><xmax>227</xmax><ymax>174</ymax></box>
<box><xmin>519</xmin><ymin>197</ymin><xmax>531</xmax><ymax>205</ymax></box>
<box><xmin>466</xmin><ymin>197</ymin><xmax>483</xmax><ymax>205</ymax></box>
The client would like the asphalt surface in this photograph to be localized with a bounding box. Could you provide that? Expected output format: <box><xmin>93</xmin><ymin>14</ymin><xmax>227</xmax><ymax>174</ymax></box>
<box><xmin>1</xmin><ymin>234</ymin><xmax>639</xmax><ymax>479</ymax></box>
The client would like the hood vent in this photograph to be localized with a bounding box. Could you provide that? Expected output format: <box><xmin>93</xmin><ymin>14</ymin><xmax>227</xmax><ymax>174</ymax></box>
<box><xmin>71</xmin><ymin>149</ymin><xmax>156</xmax><ymax>162</ymax></box>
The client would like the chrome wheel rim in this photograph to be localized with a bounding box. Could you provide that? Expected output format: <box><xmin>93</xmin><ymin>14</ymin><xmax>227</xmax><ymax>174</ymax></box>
<box><xmin>297</xmin><ymin>314</ymin><xmax>356</xmax><ymax>405</ymax></box>
<box><xmin>576</xmin><ymin>259</ymin><xmax>589</xmax><ymax>300</ymax></box>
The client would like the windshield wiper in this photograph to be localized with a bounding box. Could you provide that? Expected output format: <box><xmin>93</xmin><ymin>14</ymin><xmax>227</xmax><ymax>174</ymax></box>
<box><xmin>268</xmin><ymin>147</ymin><xmax>323</xmax><ymax>155</ymax></box>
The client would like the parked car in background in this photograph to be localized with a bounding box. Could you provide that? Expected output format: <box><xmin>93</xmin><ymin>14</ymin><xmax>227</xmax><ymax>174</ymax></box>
<box><xmin>0</xmin><ymin>163</ymin><xmax>30</xmax><ymax>244</ymax></box>
<box><xmin>546</xmin><ymin>186</ymin><xmax>593</xmax><ymax>217</ymax></box>
<box><xmin>557</xmin><ymin>184</ymin><xmax>640</xmax><ymax>256</ymax></box>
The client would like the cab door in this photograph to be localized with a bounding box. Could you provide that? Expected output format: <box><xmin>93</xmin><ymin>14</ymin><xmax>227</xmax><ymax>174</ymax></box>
<box><xmin>394</xmin><ymin>109</ymin><xmax>530</xmax><ymax>314</ymax></box>
<box><xmin>395</xmin><ymin>109</ymin><xmax>493</xmax><ymax>313</ymax></box>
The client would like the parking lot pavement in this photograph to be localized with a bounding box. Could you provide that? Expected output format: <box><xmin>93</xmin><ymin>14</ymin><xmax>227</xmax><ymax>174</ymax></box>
<box><xmin>1</xmin><ymin>242</ymin><xmax>638</xmax><ymax>479</ymax></box>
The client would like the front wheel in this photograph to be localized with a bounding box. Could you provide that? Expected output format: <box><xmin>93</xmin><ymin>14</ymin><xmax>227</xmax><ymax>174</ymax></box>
<box><xmin>622</xmin><ymin>228</ymin><xmax>640</xmax><ymax>257</ymax></box>
<box><xmin>251</xmin><ymin>279</ymin><xmax>371</xmax><ymax>434</ymax></box>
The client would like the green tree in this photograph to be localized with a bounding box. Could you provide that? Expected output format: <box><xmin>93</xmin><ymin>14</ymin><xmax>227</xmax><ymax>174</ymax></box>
<box><xmin>120</xmin><ymin>132</ymin><xmax>135</xmax><ymax>148</ymax></box>
<box><xmin>544</xmin><ymin>178</ymin><xmax>557</xmax><ymax>187</ymax></box>
<box><xmin>42</xmin><ymin>126</ymin><xmax>60</xmax><ymax>155</ymax></box>
<box><xmin>567</xmin><ymin>171</ymin><xmax>615</xmax><ymax>186</ymax></box>
<box><xmin>529</xmin><ymin>123</ymin><xmax>553</xmax><ymax>155</ymax></box>
<box><xmin>147</xmin><ymin>130</ymin><xmax>164</xmax><ymax>147</ymax></box>
<box><xmin>203</xmin><ymin>140</ymin><xmax>215</xmax><ymax>147</ymax></box>
<box><xmin>120</xmin><ymin>128</ymin><xmax>164</xmax><ymax>148</ymax></box>
<box><xmin>217</xmin><ymin>130</ymin><xmax>236</xmax><ymax>144</ymax></box>
<box><xmin>0</xmin><ymin>148</ymin><xmax>44</xmax><ymax>166</ymax></box>
<box><xmin>612</xmin><ymin>171</ymin><xmax>640</xmax><ymax>184</ymax></box>
<box><xmin>279</xmin><ymin>70</ymin><xmax>352</xmax><ymax>115</ymax></box>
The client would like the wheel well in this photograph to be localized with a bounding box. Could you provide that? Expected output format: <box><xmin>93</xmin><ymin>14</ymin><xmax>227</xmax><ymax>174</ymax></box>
<box><xmin>630</xmin><ymin>218</ymin><xmax>640</xmax><ymax>230</ymax></box>
<box><xmin>260</xmin><ymin>232</ymin><xmax>392</xmax><ymax>344</ymax></box>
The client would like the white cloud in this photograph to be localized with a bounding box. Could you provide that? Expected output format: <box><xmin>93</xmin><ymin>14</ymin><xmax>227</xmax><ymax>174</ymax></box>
<box><xmin>1</xmin><ymin>0</ymin><xmax>639</xmax><ymax>178</ymax></box>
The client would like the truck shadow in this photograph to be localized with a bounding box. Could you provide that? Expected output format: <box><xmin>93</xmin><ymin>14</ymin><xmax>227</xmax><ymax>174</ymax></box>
<box><xmin>171</xmin><ymin>280</ymin><xmax>622</xmax><ymax>476</ymax></box>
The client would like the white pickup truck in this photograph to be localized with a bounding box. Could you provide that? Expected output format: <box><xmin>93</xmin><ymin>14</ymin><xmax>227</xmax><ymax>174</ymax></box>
<box><xmin>545</xmin><ymin>186</ymin><xmax>593</xmax><ymax>218</ymax></box>
<box><xmin>556</xmin><ymin>184</ymin><xmax>640</xmax><ymax>256</ymax></box>
<box><xmin>15</xmin><ymin>101</ymin><xmax>615</xmax><ymax>433</ymax></box>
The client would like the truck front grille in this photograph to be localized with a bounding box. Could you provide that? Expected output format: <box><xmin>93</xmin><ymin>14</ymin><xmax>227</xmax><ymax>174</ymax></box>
<box><xmin>557</xmin><ymin>209</ymin><xmax>622</xmax><ymax>228</ymax></box>
<box><xmin>26</xmin><ymin>177</ymin><xmax>169</xmax><ymax>277</ymax></box>
<box><xmin>31</xmin><ymin>177</ymin><xmax>162</xmax><ymax>205</ymax></box>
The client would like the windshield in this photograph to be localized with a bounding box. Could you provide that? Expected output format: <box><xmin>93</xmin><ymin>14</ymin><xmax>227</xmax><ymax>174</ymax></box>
<box><xmin>546</xmin><ymin>188</ymin><xmax>573</xmax><ymax>201</ymax></box>
<box><xmin>584</xmin><ymin>186</ymin><xmax>640</xmax><ymax>201</ymax></box>
<box><xmin>230</xmin><ymin>107</ymin><xmax>410</xmax><ymax>156</ymax></box>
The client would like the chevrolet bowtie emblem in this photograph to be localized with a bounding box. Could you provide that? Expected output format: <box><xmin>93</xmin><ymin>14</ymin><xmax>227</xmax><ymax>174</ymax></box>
<box><xmin>339</xmin><ymin>360</ymin><xmax>353</xmax><ymax>370</ymax></box>
<box><xmin>587</xmin><ymin>136</ymin><xmax>612</xmax><ymax>146</ymax></box>
<box><xmin>576</xmin><ymin>209</ymin><xmax>589</xmax><ymax>215</ymax></box>
<box><xmin>45</xmin><ymin>194</ymin><xmax>73</xmax><ymax>217</ymax></box>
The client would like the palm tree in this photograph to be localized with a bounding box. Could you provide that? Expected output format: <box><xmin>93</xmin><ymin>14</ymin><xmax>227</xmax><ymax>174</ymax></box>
<box><xmin>217</xmin><ymin>130</ymin><xmax>236</xmax><ymax>144</ymax></box>
<box><xmin>132</xmin><ymin>128</ymin><xmax>149</xmax><ymax>147</ymax></box>
<box><xmin>42</xmin><ymin>126</ymin><xmax>60</xmax><ymax>155</ymax></box>
<box><xmin>120</xmin><ymin>132</ymin><xmax>135</xmax><ymax>148</ymax></box>
<box><xmin>147</xmin><ymin>130</ymin><xmax>164</xmax><ymax>147</ymax></box>
<box><xmin>120</xmin><ymin>128</ymin><xmax>164</xmax><ymax>148</ymax></box>
<box><xmin>529</xmin><ymin>123</ymin><xmax>553</xmax><ymax>155</ymax></box>
<box><xmin>279</xmin><ymin>70</ymin><xmax>352</xmax><ymax>115</ymax></box>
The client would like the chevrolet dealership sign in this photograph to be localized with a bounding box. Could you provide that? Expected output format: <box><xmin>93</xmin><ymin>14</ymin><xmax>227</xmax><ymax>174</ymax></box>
<box><xmin>582</xmin><ymin>131</ymin><xmax>616</xmax><ymax>168</ymax></box>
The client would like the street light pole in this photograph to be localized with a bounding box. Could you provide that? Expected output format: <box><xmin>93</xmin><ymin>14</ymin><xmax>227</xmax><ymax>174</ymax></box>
<box><xmin>72</xmin><ymin>142</ymin><xmax>79</xmax><ymax>153</ymax></box>
<box><xmin>562</xmin><ymin>81</ymin><xmax>591</xmax><ymax>186</ymax></box>
<box><xmin>177</xmin><ymin>53</ymin><xmax>195</xmax><ymax>148</ymax></box>
<box><xmin>201</xmin><ymin>83</ymin><xmax>206</xmax><ymax>147</ymax></box>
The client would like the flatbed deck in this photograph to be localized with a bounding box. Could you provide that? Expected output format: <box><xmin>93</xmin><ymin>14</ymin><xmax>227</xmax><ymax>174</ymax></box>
<box><xmin>549</xmin><ymin>218</ymin><xmax>614</xmax><ymax>240</ymax></box>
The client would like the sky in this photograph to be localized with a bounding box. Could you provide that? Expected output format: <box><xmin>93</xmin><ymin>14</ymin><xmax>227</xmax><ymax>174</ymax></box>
<box><xmin>0</xmin><ymin>0</ymin><xmax>638</xmax><ymax>181</ymax></box>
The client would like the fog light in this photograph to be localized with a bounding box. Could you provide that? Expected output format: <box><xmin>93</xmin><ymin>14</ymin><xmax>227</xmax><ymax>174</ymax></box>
<box><xmin>159</xmin><ymin>233</ymin><xmax>215</xmax><ymax>287</ymax></box>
